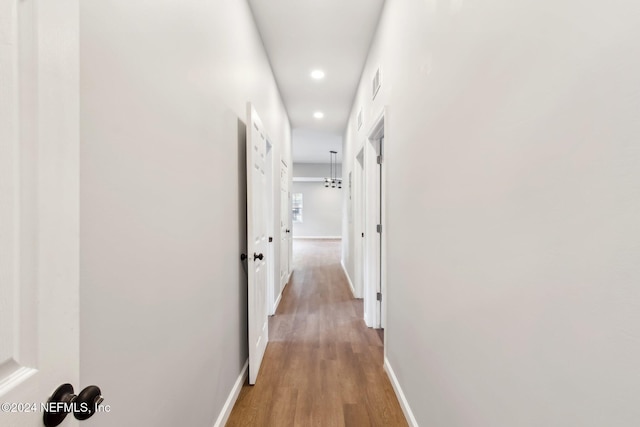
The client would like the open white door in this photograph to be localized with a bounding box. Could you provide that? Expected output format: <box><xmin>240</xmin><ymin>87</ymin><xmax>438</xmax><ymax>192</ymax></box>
<box><xmin>354</xmin><ymin>147</ymin><xmax>365</xmax><ymax>298</ymax></box>
<box><xmin>265</xmin><ymin>139</ymin><xmax>277</xmax><ymax>316</ymax></box>
<box><xmin>246</xmin><ymin>103</ymin><xmax>269</xmax><ymax>385</ymax></box>
<box><xmin>280</xmin><ymin>161</ymin><xmax>290</xmax><ymax>291</ymax></box>
<box><xmin>1</xmin><ymin>0</ymin><xmax>82</xmax><ymax>425</ymax></box>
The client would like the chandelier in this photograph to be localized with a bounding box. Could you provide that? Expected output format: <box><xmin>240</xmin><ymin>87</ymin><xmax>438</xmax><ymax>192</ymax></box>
<box><xmin>324</xmin><ymin>150</ymin><xmax>342</xmax><ymax>189</ymax></box>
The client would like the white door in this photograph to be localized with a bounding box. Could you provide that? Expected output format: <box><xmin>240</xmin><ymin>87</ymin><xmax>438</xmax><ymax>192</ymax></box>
<box><xmin>265</xmin><ymin>140</ymin><xmax>276</xmax><ymax>316</ymax></box>
<box><xmin>354</xmin><ymin>147</ymin><xmax>365</xmax><ymax>298</ymax></box>
<box><xmin>1</xmin><ymin>0</ymin><xmax>81</xmax><ymax>425</ymax></box>
<box><xmin>280</xmin><ymin>162</ymin><xmax>290</xmax><ymax>290</ymax></box>
<box><xmin>246</xmin><ymin>103</ymin><xmax>269</xmax><ymax>385</ymax></box>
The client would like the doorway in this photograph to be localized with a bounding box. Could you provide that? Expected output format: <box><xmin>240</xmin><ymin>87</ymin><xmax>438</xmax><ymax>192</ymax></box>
<box><xmin>362</xmin><ymin>110</ymin><xmax>386</xmax><ymax>330</ymax></box>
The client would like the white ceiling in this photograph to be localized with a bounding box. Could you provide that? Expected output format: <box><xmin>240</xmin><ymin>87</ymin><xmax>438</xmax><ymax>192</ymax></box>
<box><xmin>248</xmin><ymin>0</ymin><xmax>385</xmax><ymax>161</ymax></box>
<box><xmin>292</xmin><ymin>129</ymin><xmax>343</xmax><ymax>163</ymax></box>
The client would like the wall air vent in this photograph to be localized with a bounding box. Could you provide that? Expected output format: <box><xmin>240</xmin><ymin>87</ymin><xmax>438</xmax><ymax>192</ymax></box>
<box><xmin>372</xmin><ymin>67</ymin><xmax>381</xmax><ymax>100</ymax></box>
<box><xmin>357</xmin><ymin>108</ymin><xmax>363</xmax><ymax>130</ymax></box>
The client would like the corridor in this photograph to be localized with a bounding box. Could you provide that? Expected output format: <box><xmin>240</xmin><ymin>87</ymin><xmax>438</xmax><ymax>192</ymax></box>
<box><xmin>227</xmin><ymin>239</ymin><xmax>407</xmax><ymax>426</ymax></box>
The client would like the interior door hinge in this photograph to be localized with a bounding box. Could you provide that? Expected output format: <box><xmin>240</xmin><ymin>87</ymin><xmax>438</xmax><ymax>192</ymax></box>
<box><xmin>376</xmin><ymin>224</ymin><xmax>382</xmax><ymax>233</ymax></box>
<box><xmin>377</xmin><ymin>155</ymin><xmax>383</xmax><ymax>165</ymax></box>
<box><xmin>376</xmin><ymin>292</ymin><xmax>382</xmax><ymax>301</ymax></box>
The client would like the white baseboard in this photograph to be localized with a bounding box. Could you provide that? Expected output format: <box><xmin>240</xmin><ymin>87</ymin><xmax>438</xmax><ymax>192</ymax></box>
<box><xmin>293</xmin><ymin>236</ymin><xmax>342</xmax><ymax>240</ymax></box>
<box><xmin>384</xmin><ymin>357</ymin><xmax>418</xmax><ymax>427</ymax></box>
<box><xmin>340</xmin><ymin>260</ymin><xmax>356</xmax><ymax>298</ymax></box>
<box><xmin>273</xmin><ymin>290</ymin><xmax>283</xmax><ymax>314</ymax></box>
<box><xmin>271</xmin><ymin>272</ymin><xmax>292</xmax><ymax>315</ymax></box>
<box><xmin>213</xmin><ymin>359</ymin><xmax>248</xmax><ymax>427</ymax></box>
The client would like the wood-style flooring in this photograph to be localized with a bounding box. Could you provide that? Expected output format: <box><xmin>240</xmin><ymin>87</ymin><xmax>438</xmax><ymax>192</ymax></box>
<box><xmin>226</xmin><ymin>239</ymin><xmax>407</xmax><ymax>427</ymax></box>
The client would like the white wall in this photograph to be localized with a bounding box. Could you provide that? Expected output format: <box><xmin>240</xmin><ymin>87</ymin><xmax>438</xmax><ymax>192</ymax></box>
<box><xmin>80</xmin><ymin>1</ymin><xmax>291</xmax><ymax>426</ymax></box>
<box><xmin>292</xmin><ymin>182</ymin><xmax>342</xmax><ymax>238</ymax></box>
<box><xmin>293</xmin><ymin>162</ymin><xmax>342</xmax><ymax>179</ymax></box>
<box><xmin>293</xmin><ymin>163</ymin><xmax>342</xmax><ymax>238</ymax></box>
<box><xmin>343</xmin><ymin>0</ymin><xmax>640</xmax><ymax>426</ymax></box>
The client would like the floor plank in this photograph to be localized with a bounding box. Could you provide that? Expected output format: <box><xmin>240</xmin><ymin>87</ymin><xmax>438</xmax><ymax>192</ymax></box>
<box><xmin>226</xmin><ymin>239</ymin><xmax>407</xmax><ymax>427</ymax></box>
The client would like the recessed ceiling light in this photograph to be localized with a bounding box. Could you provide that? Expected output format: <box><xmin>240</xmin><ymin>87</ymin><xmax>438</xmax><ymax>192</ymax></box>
<box><xmin>313</xmin><ymin>111</ymin><xmax>324</xmax><ymax>119</ymax></box>
<box><xmin>310</xmin><ymin>70</ymin><xmax>325</xmax><ymax>80</ymax></box>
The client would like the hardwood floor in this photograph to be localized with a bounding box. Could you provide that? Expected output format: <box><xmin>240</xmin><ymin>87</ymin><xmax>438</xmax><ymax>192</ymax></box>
<box><xmin>226</xmin><ymin>239</ymin><xmax>407</xmax><ymax>427</ymax></box>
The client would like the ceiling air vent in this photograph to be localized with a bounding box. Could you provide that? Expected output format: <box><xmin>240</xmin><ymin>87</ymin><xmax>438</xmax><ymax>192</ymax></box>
<box><xmin>357</xmin><ymin>108</ymin><xmax>363</xmax><ymax>130</ymax></box>
<box><xmin>372</xmin><ymin>67</ymin><xmax>381</xmax><ymax>100</ymax></box>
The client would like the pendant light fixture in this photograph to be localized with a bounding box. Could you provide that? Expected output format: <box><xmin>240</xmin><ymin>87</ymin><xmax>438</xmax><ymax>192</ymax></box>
<box><xmin>324</xmin><ymin>150</ymin><xmax>342</xmax><ymax>189</ymax></box>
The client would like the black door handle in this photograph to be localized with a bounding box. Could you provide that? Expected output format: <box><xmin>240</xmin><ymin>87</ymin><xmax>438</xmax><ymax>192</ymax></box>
<box><xmin>241</xmin><ymin>253</ymin><xmax>248</xmax><ymax>261</ymax></box>
<box><xmin>43</xmin><ymin>384</ymin><xmax>104</xmax><ymax>426</ymax></box>
<box><xmin>43</xmin><ymin>384</ymin><xmax>75</xmax><ymax>427</ymax></box>
<box><xmin>73</xmin><ymin>386</ymin><xmax>103</xmax><ymax>420</ymax></box>
<box><xmin>253</xmin><ymin>253</ymin><xmax>263</xmax><ymax>261</ymax></box>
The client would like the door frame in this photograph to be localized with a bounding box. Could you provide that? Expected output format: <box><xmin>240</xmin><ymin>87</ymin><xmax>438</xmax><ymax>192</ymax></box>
<box><xmin>363</xmin><ymin>108</ymin><xmax>387</xmax><ymax>329</ymax></box>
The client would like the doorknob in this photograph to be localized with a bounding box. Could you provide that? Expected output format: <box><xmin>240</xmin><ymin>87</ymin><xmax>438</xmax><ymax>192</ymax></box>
<box><xmin>241</xmin><ymin>253</ymin><xmax>248</xmax><ymax>261</ymax></box>
<box><xmin>43</xmin><ymin>384</ymin><xmax>75</xmax><ymax>427</ymax></box>
<box><xmin>253</xmin><ymin>253</ymin><xmax>264</xmax><ymax>261</ymax></box>
<box><xmin>73</xmin><ymin>386</ymin><xmax>103</xmax><ymax>420</ymax></box>
<box><xmin>43</xmin><ymin>384</ymin><xmax>104</xmax><ymax>426</ymax></box>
